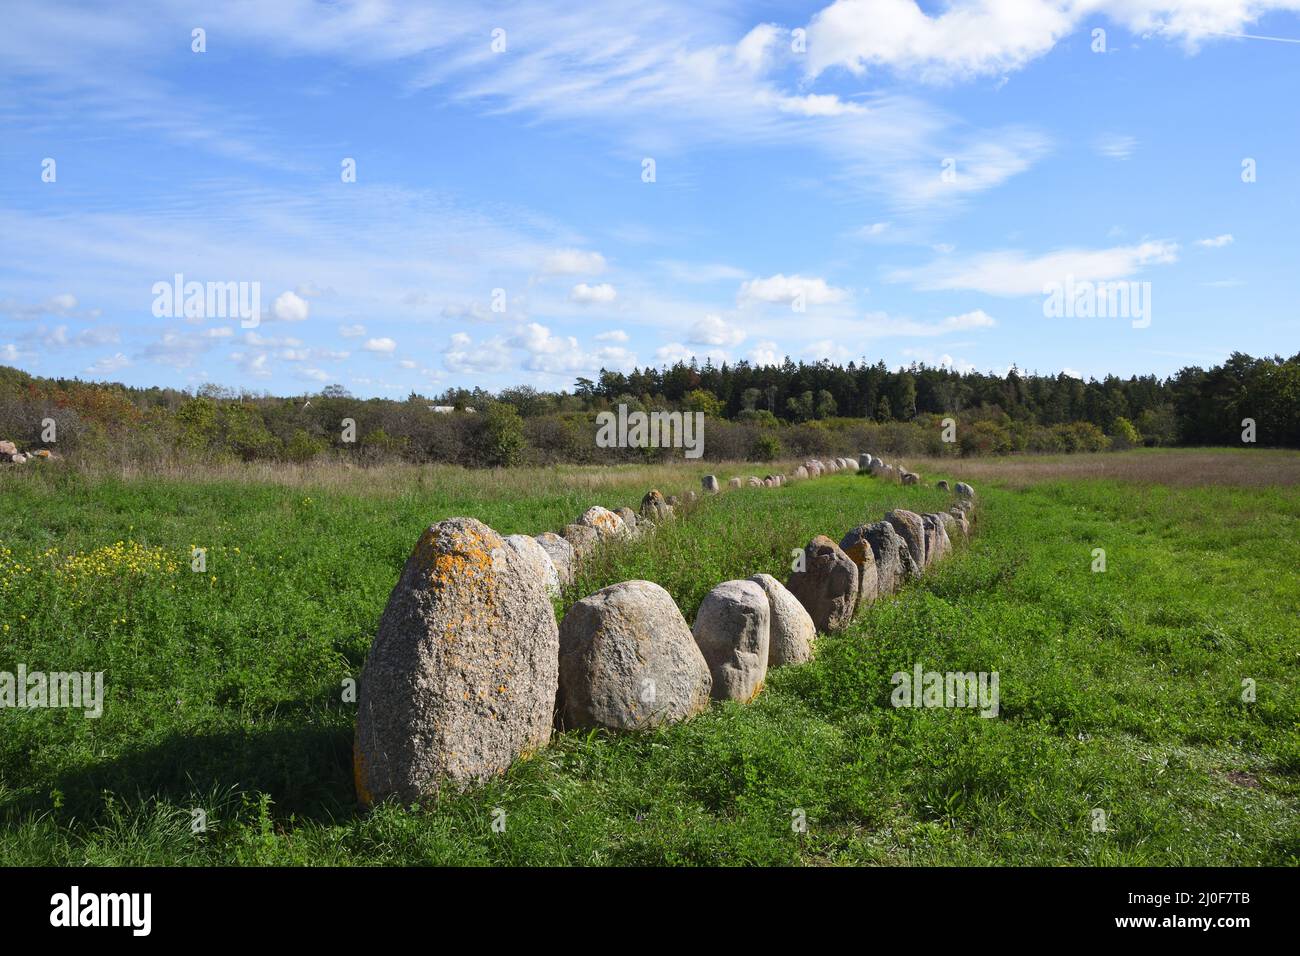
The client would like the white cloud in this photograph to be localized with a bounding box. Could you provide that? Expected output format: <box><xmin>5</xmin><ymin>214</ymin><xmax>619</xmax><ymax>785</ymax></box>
<box><xmin>569</xmin><ymin>282</ymin><xmax>618</xmax><ymax>304</ymax></box>
<box><xmin>2</xmin><ymin>344</ymin><xmax>22</xmax><ymax>363</ymax></box>
<box><xmin>658</xmin><ymin>261</ymin><xmax>749</xmax><ymax>283</ymax></box>
<box><xmin>540</xmin><ymin>249</ymin><xmax>606</xmax><ymax>276</ymax></box>
<box><xmin>595</xmin><ymin>329</ymin><xmax>629</xmax><ymax>342</ymax></box>
<box><xmin>892</xmin><ymin>240</ymin><xmax>1180</xmax><ymax>295</ymax></box>
<box><xmin>85</xmin><ymin>353</ymin><xmax>130</xmax><ymax>375</ymax></box>
<box><xmin>508</xmin><ymin>322</ymin><xmax>638</xmax><ymax>375</ymax></box>
<box><xmin>1196</xmin><ymin>234</ymin><xmax>1234</xmax><ymax>248</ymax></box>
<box><xmin>272</xmin><ymin>290</ymin><xmax>310</xmax><ymax>322</ymax></box>
<box><xmin>738</xmin><ymin>274</ymin><xmax>849</xmax><ymax>307</ymax></box>
<box><xmin>688</xmin><ymin>313</ymin><xmax>746</xmax><ymax>347</ymax></box>
<box><xmin>398</xmin><ymin>359</ymin><xmax>417</xmax><ymax>369</ymax></box>
<box><xmin>1095</xmin><ymin>134</ymin><xmax>1137</xmax><ymax>160</ymax></box>
<box><xmin>749</xmin><ymin>340</ymin><xmax>783</xmax><ymax>365</ymax></box>
<box><xmin>443</xmin><ymin>332</ymin><xmax>512</xmax><ymax>374</ymax></box>
<box><xmin>805</xmin><ymin>1</ymin><xmax>1300</xmax><ymax>83</ymax></box>
<box><xmin>1061</xmin><ymin>367</ymin><xmax>1084</xmax><ymax>379</ymax></box>
<box><xmin>339</xmin><ymin>324</ymin><xmax>367</xmax><ymax>338</ymax></box>
<box><xmin>364</xmin><ymin>337</ymin><xmax>398</xmax><ymax>354</ymax></box>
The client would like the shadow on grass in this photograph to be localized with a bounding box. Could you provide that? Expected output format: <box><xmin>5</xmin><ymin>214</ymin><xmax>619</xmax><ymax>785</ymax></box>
<box><xmin>2</xmin><ymin>718</ymin><xmax>358</xmax><ymax>829</ymax></box>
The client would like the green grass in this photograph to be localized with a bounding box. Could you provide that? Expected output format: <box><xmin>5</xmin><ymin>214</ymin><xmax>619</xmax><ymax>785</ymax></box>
<box><xmin>0</xmin><ymin>453</ymin><xmax>1297</xmax><ymax>865</ymax></box>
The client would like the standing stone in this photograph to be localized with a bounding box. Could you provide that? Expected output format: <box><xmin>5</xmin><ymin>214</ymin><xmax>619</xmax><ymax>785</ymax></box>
<box><xmin>921</xmin><ymin>514</ymin><xmax>951</xmax><ymax>566</ymax></box>
<box><xmin>858</xmin><ymin>453</ymin><xmax>873</xmax><ymax>470</ymax></box>
<box><xmin>354</xmin><ymin>518</ymin><xmax>559</xmax><ymax>806</ymax></box>
<box><xmin>614</xmin><ymin>507</ymin><xmax>639</xmax><ymax>533</ymax></box>
<box><xmin>579</xmin><ymin>505</ymin><xmax>628</xmax><ymax>540</ymax></box>
<box><xmin>785</xmin><ymin>536</ymin><xmax>859</xmax><ymax>633</ymax></box>
<box><xmin>837</xmin><ymin>526</ymin><xmax>880</xmax><ymax>609</ymax></box>
<box><xmin>563</xmin><ymin>522</ymin><xmax>601</xmax><ymax>559</ymax></box>
<box><xmin>858</xmin><ymin>520</ymin><xmax>917</xmax><ymax>594</ymax></box>
<box><xmin>558</xmin><ymin>580</ymin><xmax>711</xmax><ymax>730</ymax></box>
<box><xmin>0</xmin><ymin>441</ymin><xmax>15</xmax><ymax>457</ymax></box>
<box><xmin>794</xmin><ymin>466</ymin><xmax>809</xmax><ymax>480</ymax></box>
<box><xmin>748</xmin><ymin>573</ymin><xmax>815</xmax><ymax>667</ymax></box>
<box><xmin>505</xmin><ymin>534</ymin><xmax>561</xmax><ymax>598</ymax></box>
<box><xmin>901</xmin><ymin>471</ymin><xmax>920</xmax><ymax>486</ymax></box>
<box><xmin>936</xmin><ymin>480</ymin><xmax>950</xmax><ymax>491</ymax></box>
<box><xmin>728</xmin><ymin>477</ymin><xmax>743</xmax><ymax>489</ymax></box>
<box><xmin>947</xmin><ymin>507</ymin><xmax>970</xmax><ymax>541</ymax></box>
<box><xmin>640</xmin><ymin>489</ymin><xmax>672</xmax><ymax>520</ymax></box>
<box><xmin>703</xmin><ymin>474</ymin><xmax>720</xmax><ymax>493</ymax></box>
<box><xmin>843</xmin><ymin>458</ymin><xmax>858</xmax><ymax>472</ymax></box>
<box><xmin>535</xmin><ymin>531</ymin><xmax>576</xmax><ymax>585</ymax></box>
<box><xmin>692</xmin><ymin>580</ymin><xmax>770</xmax><ymax>702</ymax></box>
<box><xmin>885</xmin><ymin>509</ymin><xmax>927</xmax><ymax>569</ymax></box>
<box><xmin>955</xmin><ymin>481</ymin><xmax>975</xmax><ymax>499</ymax></box>
<box><xmin>666</xmin><ymin>494</ymin><xmax>681</xmax><ymax>507</ymax></box>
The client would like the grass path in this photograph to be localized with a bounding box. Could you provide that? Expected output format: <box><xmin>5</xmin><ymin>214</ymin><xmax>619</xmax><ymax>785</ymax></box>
<box><xmin>0</xmin><ymin>454</ymin><xmax>1296</xmax><ymax>864</ymax></box>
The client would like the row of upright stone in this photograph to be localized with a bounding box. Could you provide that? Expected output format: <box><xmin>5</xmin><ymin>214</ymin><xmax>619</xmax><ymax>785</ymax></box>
<box><xmin>353</xmin><ymin>459</ymin><xmax>976</xmax><ymax>807</ymax></box>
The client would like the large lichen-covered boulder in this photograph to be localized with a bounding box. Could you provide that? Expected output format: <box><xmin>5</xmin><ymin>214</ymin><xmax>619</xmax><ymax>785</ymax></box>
<box><xmin>749</xmin><ymin>573</ymin><xmax>815</xmax><ymax>667</ymax></box>
<box><xmin>837</xmin><ymin>526</ymin><xmax>880</xmax><ymax>609</ymax></box>
<box><xmin>563</xmin><ymin>522</ymin><xmax>601</xmax><ymax>560</ymax></box>
<box><xmin>535</xmin><ymin>531</ymin><xmax>576</xmax><ymax>585</ymax></box>
<box><xmin>921</xmin><ymin>514</ymin><xmax>952</xmax><ymax>567</ymax></box>
<box><xmin>505</xmin><ymin>534</ymin><xmax>561</xmax><ymax>598</ymax></box>
<box><xmin>354</xmin><ymin>518</ymin><xmax>559</xmax><ymax>806</ymax></box>
<box><xmin>692</xmin><ymin>580</ymin><xmax>770</xmax><ymax>702</ymax></box>
<box><xmin>785</xmin><ymin>535</ymin><xmax>859</xmax><ymax>633</ymax></box>
<box><xmin>579</xmin><ymin>505</ymin><xmax>628</xmax><ymax>541</ymax></box>
<box><xmin>640</xmin><ymin>489</ymin><xmax>672</xmax><ymax>521</ymax></box>
<box><xmin>558</xmin><ymin>580</ymin><xmax>711</xmax><ymax>730</ymax></box>
<box><xmin>857</xmin><ymin>520</ymin><xmax>917</xmax><ymax>595</ymax></box>
<box><xmin>703</xmin><ymin>474</ymin><xmax>720</xmax><ymax>493</ymax></box>
<box><xmin>885</xmin><ymin>509</ymin><xmax>927</xmax><ymax>570</ymax></box>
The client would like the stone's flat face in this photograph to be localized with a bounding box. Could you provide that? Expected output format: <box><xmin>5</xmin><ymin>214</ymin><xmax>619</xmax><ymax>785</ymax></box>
<box><xmin>749</xmin><ymin>573</ymin><xmax>815</xmax><ymax>667</ymax></box>
<box><xmin>885</xmin><ymin>509</ymin><xmax>927</xmax><ymax>570</ymax></box>
<box><xmin>785</xmin><ymin>535</ymin><xmax>858</xmax><ymax>633</ymax></box>
<box><xmin>505</xmin><ymin>533</ymin><xmax>560</xmax><ymax>598</ymax></box>
<box><xmin>692</xmin><ymin>579</ymin><xmax>770</xmax><ymax>702</ymax></box>
<box><xmin>535</xmin><ymin>531</ymin><xmax>575</xmax><ymax>585</ymax></box>
<box><xmin>558</xmin><ymin>580</ymin><xmax>711</xmax><ymax>730</ymax></box>
<box><xmin>354</xmin><ymin>517</ymin><xmax>559</xmax><ymax>806</ymax></box>
<box><xmin>703</xmin><ymin>474</ymin><xmax>720</xmax><ymax>493</ymax></box>
<box><xmin>837</xmin><ymin>526</ymin><xmax>880</xmax><ymax>608</ymax></box>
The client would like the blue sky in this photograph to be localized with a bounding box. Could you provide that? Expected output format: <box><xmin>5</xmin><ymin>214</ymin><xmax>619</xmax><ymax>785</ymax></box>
<box><xmin>2</xmin><ymin>0</ymin><xmax>1298</xmax><ymax>398</ymax></box>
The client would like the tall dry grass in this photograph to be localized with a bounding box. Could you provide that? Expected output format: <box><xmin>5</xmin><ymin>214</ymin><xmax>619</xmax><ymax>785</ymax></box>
<box><xmin>905</xmin><ymin>447</ymin><xmax>1300</xmax><ymax>488</ymax></box>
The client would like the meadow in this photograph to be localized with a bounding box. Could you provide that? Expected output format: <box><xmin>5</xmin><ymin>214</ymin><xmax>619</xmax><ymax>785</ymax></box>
<box><xmin>0</xmin><ymin>447</ymin><xmax>1297</xmax><ymax>865</ymax></box>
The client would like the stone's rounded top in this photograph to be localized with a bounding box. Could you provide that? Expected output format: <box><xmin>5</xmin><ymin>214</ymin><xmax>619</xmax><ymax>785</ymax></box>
<box><xmin>409</xmin><ymin>517</ymin><xmax>503</xmax><ymax>588</ymax></box>
<box><xmin>579</xmin><ymin>505</ymin><xmax>627</xmax><ymax>538</ymax></box>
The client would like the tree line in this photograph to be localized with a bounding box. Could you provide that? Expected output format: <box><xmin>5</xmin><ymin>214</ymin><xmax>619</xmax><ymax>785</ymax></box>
<box><xmin>0</xmin><ymin>350</ymin><xmax>1295</xmax><ymax>468</ymax></box>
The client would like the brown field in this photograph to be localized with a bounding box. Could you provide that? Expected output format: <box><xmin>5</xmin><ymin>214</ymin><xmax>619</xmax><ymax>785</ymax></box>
<box><xmin>908</xmin><ymin>447</ymin><xmax>1300</xmax><ymax>489</ymax></box>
